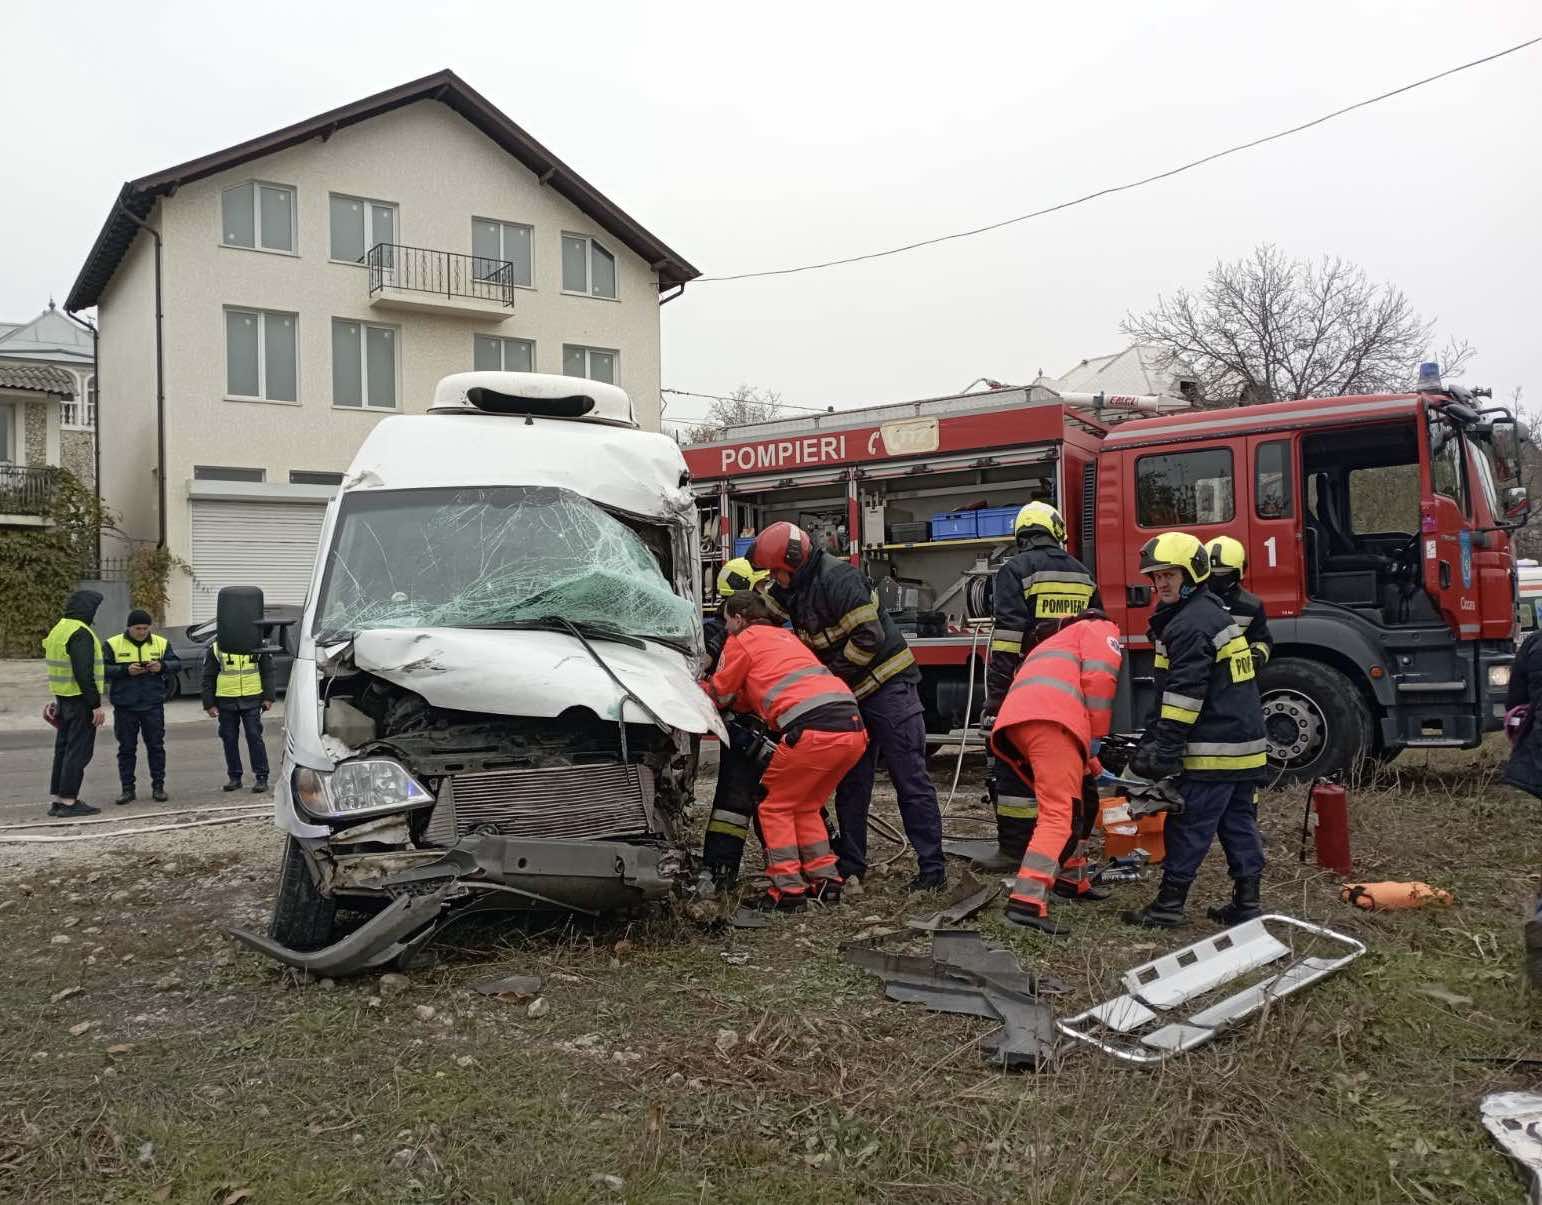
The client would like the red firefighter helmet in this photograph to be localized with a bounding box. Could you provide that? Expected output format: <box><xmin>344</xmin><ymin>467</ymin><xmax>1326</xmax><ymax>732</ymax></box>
<box><xmin>748</xmin><ymin>521</ymin><xmax>812</xmax><ymax>576</ymax></box>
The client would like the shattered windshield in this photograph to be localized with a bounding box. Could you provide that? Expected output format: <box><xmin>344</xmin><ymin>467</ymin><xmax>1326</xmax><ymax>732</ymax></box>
<box><xmin>314</xmin><ymin>486</ymin><xmax>695</xmax><ymax>643</ymax></box>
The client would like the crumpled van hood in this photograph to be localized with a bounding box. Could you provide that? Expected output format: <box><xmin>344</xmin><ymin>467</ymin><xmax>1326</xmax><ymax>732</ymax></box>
<box><xmin>348</xmin><ymin>627</ymin><xmax>726</xmax><ymax>741</ymax></box>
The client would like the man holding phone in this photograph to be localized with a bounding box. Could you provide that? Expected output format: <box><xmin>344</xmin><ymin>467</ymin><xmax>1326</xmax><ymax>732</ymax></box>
<box><xmin>104</xmin><ymin>608</ymin><xmax>181</xmax><ymax>804</ymax></box>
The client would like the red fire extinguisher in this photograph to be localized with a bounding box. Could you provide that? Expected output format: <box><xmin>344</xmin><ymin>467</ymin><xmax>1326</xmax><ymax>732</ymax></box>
<box><xmin>1299</xmin><ymin>777</ymin><xmax>1352</xmax><ymax>876</ymax></box>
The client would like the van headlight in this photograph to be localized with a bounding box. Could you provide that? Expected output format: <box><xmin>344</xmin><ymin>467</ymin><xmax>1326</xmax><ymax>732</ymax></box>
<box><xmin>1488</xmin><ymin>664</ymin><xmax>1512</xmax><ymax>690</ymax></box>
<box><xmin>293</xmin><ymin>760</ymin><xmax>434</xmax><ymax>819</ymax></box>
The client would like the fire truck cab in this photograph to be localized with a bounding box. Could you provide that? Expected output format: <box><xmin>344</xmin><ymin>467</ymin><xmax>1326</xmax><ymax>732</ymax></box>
<box><xmin>1099</xmin><ymin>387</ymin><xmax>1526</xmax><ymax>778</ymax></box>
<box><xmin>683</xmin><ymin>379</ymin><xmax>1526</xmax><ymax>782</ymax></box>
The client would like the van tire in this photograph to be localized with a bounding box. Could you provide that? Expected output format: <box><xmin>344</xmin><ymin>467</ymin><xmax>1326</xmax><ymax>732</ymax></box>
<box><xmin>1258</xmin><ymin>658</ymin><xmax>1373</xmax><ymax>787</ymax></box>
<box><xmin>268</xmin><ymin>837</ymin><xmax>337</xmax><ymax>952</ymax></box>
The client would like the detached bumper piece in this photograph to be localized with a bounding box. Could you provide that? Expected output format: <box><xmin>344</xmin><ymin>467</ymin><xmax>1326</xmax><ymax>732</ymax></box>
<box><xmin>1057</xmin><ymin>913</ymin><xmax>1365</xmax><ymax>1064</ymax></box>
<box><xmin>843</xmin><ymin>929</ymin><xmax>1066</xmax><ymax>1071</ymax></box>
<box><xmin>227</xmin><ymin>888</ymin><xmax>454</xmax><ymax>976</ymax></box>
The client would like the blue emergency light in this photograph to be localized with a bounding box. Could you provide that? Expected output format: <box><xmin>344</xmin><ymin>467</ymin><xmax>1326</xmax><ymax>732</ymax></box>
<box><xmin>1416</xmin><ymin>361</ymin><xmax>1443</xmax><ymax>391</ymax></box>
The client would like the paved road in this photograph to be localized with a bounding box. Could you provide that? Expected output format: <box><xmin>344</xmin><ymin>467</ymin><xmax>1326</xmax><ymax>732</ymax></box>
<box><xmin>0</xmin><ymin>716</ymin><xmax>282</xmax><ymax>824</ymax></box>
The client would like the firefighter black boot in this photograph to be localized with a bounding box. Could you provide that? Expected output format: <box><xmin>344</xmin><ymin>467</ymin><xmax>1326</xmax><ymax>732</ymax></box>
<box><xmin>1207</xmin><ymin>876</ymin><xmax>1263</xmax><ymax>925</ymax></box>
<box><xmin>1123</xmin><ymin>877</ymin><xmax>1190</xmax><ymax>929</ymax></box>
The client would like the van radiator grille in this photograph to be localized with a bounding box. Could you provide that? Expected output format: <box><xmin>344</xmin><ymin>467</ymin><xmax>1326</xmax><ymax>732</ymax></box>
<box><xmin>424</xmin><ymin>763</ymin><xmax>653</xmax><ymax>844</ymax></box>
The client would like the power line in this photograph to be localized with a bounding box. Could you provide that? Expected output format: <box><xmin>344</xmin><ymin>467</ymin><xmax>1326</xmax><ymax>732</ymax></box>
<box><xmin>693</xmin><ymin>36</ymin><xmax>1540</xmax><ymax>284</ymax></box>
<box><xmin>661</xmin><ymin>387</ymin><xmax>834</xmax><ymax>414</ymax></box>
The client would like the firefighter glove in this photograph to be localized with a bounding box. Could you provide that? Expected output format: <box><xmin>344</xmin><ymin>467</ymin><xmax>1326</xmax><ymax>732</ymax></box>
<box><xmin>1130</xmin><ymin>742</ymin><xmax>1183</xmax><ymax>783</ymax></box>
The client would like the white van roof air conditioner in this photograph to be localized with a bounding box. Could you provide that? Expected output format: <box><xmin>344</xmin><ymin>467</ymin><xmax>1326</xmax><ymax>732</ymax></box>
<box><xmin>430</xmin><ymin>371</ymin><xmax>636</xmax><ymax>428</ymax></box>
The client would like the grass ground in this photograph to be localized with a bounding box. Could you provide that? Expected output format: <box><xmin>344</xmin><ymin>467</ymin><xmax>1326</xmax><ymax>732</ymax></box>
<box><xmin>0</xmin><ymin>744</ymin><xmax>1537</xmax><ymax>1203</ymax></box>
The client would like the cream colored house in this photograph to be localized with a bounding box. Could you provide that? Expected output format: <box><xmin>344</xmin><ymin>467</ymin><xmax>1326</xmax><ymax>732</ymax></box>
<box><xmin>67</xmin><ymin>70</ymin><xmax>697</xmax><ymax>622</ymax></box>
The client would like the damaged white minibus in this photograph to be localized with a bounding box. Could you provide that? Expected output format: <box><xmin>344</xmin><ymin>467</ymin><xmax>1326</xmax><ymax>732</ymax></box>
<box><xmin>229</xmin><ymin>372</ymin><xmax>725</xmax><ymax>974</ymax></box>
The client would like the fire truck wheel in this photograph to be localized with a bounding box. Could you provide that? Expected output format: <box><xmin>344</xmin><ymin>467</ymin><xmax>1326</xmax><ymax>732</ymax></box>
<box><xmin>1257</xmin><ymin>658</ymin><xmax>1373</xmax><ymax>786</ymax></box>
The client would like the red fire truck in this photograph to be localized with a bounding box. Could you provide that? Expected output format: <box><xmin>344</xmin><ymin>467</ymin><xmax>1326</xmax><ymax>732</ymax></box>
<box><xmin>682</xmin><ymin>378</ymin><xmax>1527</xmax><ymax>782</ymax></box>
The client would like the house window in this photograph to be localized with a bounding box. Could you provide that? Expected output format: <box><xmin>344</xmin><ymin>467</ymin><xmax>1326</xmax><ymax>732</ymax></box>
<box><xmin>562</xmin><ymin>344</ymin><xmax>617</xmax><ymax>385</ymax></box>
<box><xmin>1135</xmin><ymin>448</ymin><xmax>1234</xmax><ymax>527</ymax></box>
<box><xmin>332</xmin><ymin>318</ymin><xmax>397</xmax><ymax>409</ymax></box>
<box><xmin>221</xmin><ymin>182</ymin><xmax>296</xmax><ymax>253</ymax></box>
<box><xmin>330</xmin><ymin>195</ymin><xmax>397</xmax><ymax>264</ymax></box>
<box><xmin>194</xmin><ymin>465</ymin><xmax>266</xmax><ymax>482</ymax></box>
<box><xmin>61</xmin><ymin>375</ymin><xmax>96</xmax><ymax>429</ymax></box>
<box><xmin>561</xmin><ymin>234</ymin><xmax>616</xmax><ymax>299</ymax></box>
<box><xmin>290</xmin><ymin>470</ymin><xmax>344</xmax><ymax>485</ymax></box>
<box><xmin>472</xmin><ymin>219</ymin><xmax>533</xmax><ymax>288</ymax></box>
<box><xmin>225</xmin><ymin>308</ymin><xmax>298</xmax><ymax>402</ymax></box>
<box><xmin>473</xmin><ymin>335</ymin><xmax>534</xmax><ymax>373</ymax></box>
<box><xmin>0</xmin><ymin>402</ymin><xmax>13</xmax><ymax>462</ymax></box>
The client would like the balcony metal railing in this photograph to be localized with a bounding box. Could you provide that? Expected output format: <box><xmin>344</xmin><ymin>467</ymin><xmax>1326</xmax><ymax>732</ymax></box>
<box><xmin>367</xmin><ymin>243</ymin><xmax>516</xmax><ymax>308</ymax></box>
<box><xmin>0</xmin><ymin>464</ymin><xmax>58</xmax><ymax>516</ymax></box>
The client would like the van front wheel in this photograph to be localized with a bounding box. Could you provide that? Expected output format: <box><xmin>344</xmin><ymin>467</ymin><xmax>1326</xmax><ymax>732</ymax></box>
<box><xmin>1258</xmin><ymin>658</ymin><xmax>1372</xmax><ymax>786</ymax></box>
<box><xmin>268</xmin><ymin>837</ymin><xmax>337</xmax><ymax>952</ymax></box>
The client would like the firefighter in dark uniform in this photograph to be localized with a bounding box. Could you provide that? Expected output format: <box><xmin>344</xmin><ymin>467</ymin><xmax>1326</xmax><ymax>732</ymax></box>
<box><xmin>750</xmin><ymin>521</ymin><xmax>946</xmax><ymax>891</ymax></box>
<box><xmin>1124</xmin><ymin>532</ymin><xmax>1269</xmax><ymax>929</ymax></box>
<box><xmin>979</xmin><ymin>501</ymin><xmax>1101</xmax><ymax>875</ymax></box>
<box><xmin>699</xmin><ymin>557</ymin><xmax>774</xmax><ymax>889</ymax></box>
<box><xmin>1206</xmin><ymin>536</ymin><xmax>1273</xmax><ymax>667</ymax></box>
<box><xmin>202</xmin><ymin>639</ymin><xmax>276</xmax><ymax>793</ymax></box>
<box><xmin>42</xmin><ymin>590</ymin><xmax>106</xmax><ymax>817</ymax></box>
<box><xmin>104</xmin><ymin>608</ymin><xmax>181</xmax><ymax>805</ymax></box>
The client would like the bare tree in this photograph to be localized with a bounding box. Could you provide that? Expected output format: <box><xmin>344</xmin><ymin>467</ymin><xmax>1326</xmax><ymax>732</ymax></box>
<box><xmin>682</xmin><ymin>386</ymin><xmax>786</xmax><ymax>443</ymax></box>
<box><xmin>1509</xmin><ymin>386</ymin><xmax>1542</xmax><ymax>561</ymax></box>
<box><xmin>1123</xmin><ymin>244</ymin><xmax>1474</xmax><ymax>405</ymax></box>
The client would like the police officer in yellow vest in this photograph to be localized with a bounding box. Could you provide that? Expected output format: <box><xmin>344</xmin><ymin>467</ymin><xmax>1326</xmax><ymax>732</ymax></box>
<box><xmin>42</xmin><ymin>590</ymin><xmax>107</xmax><ymax>817</ymax></box>
<box><xmin>105</xmin><ymin>608</ymin><xmax>181</xmax><ymax>805</ymax></box>
<box><xmin>201</xmin><ymin>639</ymin><xmax>275</xmax><ymax>793</ymax></box>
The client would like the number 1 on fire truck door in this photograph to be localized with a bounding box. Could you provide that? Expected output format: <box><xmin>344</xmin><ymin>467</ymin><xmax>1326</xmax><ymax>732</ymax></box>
<box><xmin>1247</xmin><ymin>436</ymin><xmax>1303</xmax><ymax>620</ymax></box>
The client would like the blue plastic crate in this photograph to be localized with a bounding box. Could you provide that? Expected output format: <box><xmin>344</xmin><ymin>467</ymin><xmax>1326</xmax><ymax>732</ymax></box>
<box><xmin>976</xmin><ymin>506</ymin><xmax>1019</xmax><ymax>538</ymax></box>
<box><xmin>733</xmin><ymin>537</ymin><xmax>755</xmax><ymax>558</ymax></box>
<box><xmin>931</xmin><ymin>511</ymin><xmax>979</xmax><ymax>540</ymax></box>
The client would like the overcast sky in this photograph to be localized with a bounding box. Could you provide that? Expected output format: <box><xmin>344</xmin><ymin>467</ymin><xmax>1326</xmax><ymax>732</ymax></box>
<box><xmin>2</xmin><ymin>1</ymin><xmax>1536</xmax><ymax>429</ymax></box>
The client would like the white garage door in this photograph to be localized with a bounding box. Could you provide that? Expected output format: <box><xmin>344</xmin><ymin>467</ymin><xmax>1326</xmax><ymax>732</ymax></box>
<box><xmin>189</xmin><ymin>499</ymin><xmax>327</xmax><ymax>622</ymax></box>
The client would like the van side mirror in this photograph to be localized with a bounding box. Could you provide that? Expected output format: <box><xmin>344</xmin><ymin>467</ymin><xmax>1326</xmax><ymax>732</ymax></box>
<box><xmin>1503</xmin><ymin>485</ymin><xmax>1531</xmax><ymax>527</ymax></box>
<box><xmin>216</xmin><ymin>586</ymin><xmax>265</xmax><ymax>655</ymax></box>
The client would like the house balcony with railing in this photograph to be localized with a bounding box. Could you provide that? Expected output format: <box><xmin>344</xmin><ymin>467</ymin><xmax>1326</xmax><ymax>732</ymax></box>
<box><xmin>366</xmin><ymin>244</ymin><xmax>517</xmax><ymax>320</ymax></box>
<box><xmin>0</xmin><ymin>464</ymin><xmax>58</xmax><ymax>526</ymax></box>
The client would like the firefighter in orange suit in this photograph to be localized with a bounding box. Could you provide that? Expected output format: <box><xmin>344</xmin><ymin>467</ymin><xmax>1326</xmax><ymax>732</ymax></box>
<box><xmin>989</xmin><ymin>610</ymin><xmax>1123</xmax><ymax>936</ymax></box>
<box><xmin>704</xmin><ymin>591</ymin><xmax>869</xmax><ymax>910</ymax></box>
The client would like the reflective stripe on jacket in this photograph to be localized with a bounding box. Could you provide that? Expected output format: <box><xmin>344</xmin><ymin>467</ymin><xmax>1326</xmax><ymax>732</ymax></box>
<box><xmin>105</xmin><ymin>632</ymin><xmax>174</xmax><ymax>708</ymax></box>
<box><xmin>212</xmin><ymin>642</ymin><xmax>264</xmax><ymax>699</ymax></box>
<box><xmin>986</xmin><ymin>540</ymin><xmax>1100</xmax><ymax>709</ymax></box>
<box><xmin>706</xmin><ymin>624</ymin><xmax>859</xmax><ymax>731</ymax></box>
<box><xmin>1219</xmin><ymin>583</ymin><xmax>1273</xmax><ymax>666</ymax></box>
<box><xmin>991</xmin><ymin>617</ymin><xmax>1122</xmax><ymax>767</ymax></box>
<box><xmin>775</xmin><ymin>549</ymin><xmax>918</xmax><ymax>700</ymax></box>
<box><xmin>43</xmin><ymin>618</ymin><xmax>103</xmax><ymax>698</ymax></box>
<box><xmin>1148</xmin><ymin>588</ymin><xmax>1267</xmax><ymax>779</ymax></box>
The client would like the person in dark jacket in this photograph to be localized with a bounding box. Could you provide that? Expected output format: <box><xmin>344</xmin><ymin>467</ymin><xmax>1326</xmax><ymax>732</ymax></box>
<box><xmin>751</xmin><ymin>521</ymin><xmax>946</xmax><ymax>891</ymax></box>
<box><xmin>1502</xmin><ymin>629</ymin><xmax>1542</xmax><ymax>987</ymax></box>
<box><xmin>699</xmin><ymin>557</ymin><xmax>774</xmax><ymax>889</ymax></box>
<box><xmin>980</xmin><ymin>500</ymin><xmax>1101</xmax><ymax>872</ymax></box>
<box><xmin>201</xmin><ymin>639</ymin><xmax>276</xmax><ymax>793</ymax></box>
<box><xmin>1124</xmin><ymin>532</ymin><xmax>1269</xmax><ymax>929</ymax></box>
<box><xmin>1206</xmin><ymin>536</ymin><xmax>1273</xmax><ymax>667</ymax></box>
<box><xmin>42</xmin><ymin>590</ymin><xmax>106</xmax><ymax>817</ymax></box>
<box><xmin>104</xmin><ymin>608</ymin><xmax>180</xmax><ymax>805</ymax></box>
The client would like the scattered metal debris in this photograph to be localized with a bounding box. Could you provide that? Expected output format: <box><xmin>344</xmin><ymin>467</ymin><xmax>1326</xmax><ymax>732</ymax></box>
<box><xmin>727</xmin><ymin>906</ymin><xmax>771</xmax><ymax>930</ymax></box>
<box><xmin>843</xmin><ymin>930</ymin><xmax>1061</xmax><ymax>1070</ymax></box>
<box><xmin>1057</xmin><ymin>914</ymin><xmax>1365</xmax><ymax>1063</ymax></box>
<box><xmin>1481</xmin><ymin>1092</ymin><xmax>1542</xmax><ymax>1204</ymax></box>
<box><xmin>940</xmin><ymin>838</ymin><xmax>1000</xmax><ymax>863</ymax></box>
<box><xmin>907</xmin><ymin>870</ymin><xmax>998</xmax><ymax>931</ymax></box>
<box><xmin>719</xmin><ymin>951</ymin><xmax>751</xmax><ymax>966</ymax></box>
<box><xmin>471</xmin><ymin>974</ymin><xmax>544</xmax><ymax>999</ymax></box>
<box><xmin>227</xmin><ymin>888</ymin><xmax>454</xmax><ymax>976</ymax></box>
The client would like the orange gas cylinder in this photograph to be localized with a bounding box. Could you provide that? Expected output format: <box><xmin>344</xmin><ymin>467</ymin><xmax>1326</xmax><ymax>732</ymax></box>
<box><xmin>1097</xmin><ymin>796</ymin><xmax>1166</xmax><ymax>863</ymax></box>
<box><xmin>1340</xmin><ymin>881</ymin><xmax>1454</xmax><ymax>911</ymax></box>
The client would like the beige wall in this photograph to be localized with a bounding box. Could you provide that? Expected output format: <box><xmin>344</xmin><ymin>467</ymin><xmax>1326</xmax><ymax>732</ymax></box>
<box><xmin>98</xmin><ymin>99</ymin><xmax>669</xmax><ymax>622</ymax></box>
<box><xmin>98</xmin><ymin>220</ymin><xmax>161</xmax><ymax>554</ymax></box>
